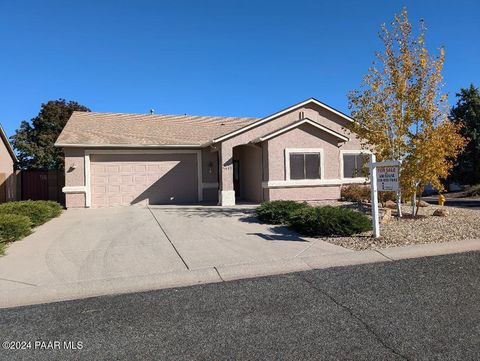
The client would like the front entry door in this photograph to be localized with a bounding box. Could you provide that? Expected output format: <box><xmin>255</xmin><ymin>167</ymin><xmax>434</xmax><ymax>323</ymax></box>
<box><xmin>233</xmin><ymin>160</ymin><xmax>240</xmax><ymax>199</ymax></box>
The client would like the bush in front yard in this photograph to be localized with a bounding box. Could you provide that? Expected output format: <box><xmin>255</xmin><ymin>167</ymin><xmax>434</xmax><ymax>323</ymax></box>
<box><xmin>0</xmin><ymin>201</ymin><xmax>55</xmax><ymax>227</ymax></box>
<box><xmin>341</xmin><ymin>184</ymin><xmax>370</xmax><ymax>202</ymax></box>
<box><xmin>0</xmin><ymin>213</ymin><xmax>32</xmax><ymax>242</ymax></box>
<box><xmin>289</xmin><ymin>206</ymin><xmax>372</xmax><ymax>237</ymax></box>
<box><xmin>256</xmin><ymin>200</ymin><xmax>310</xmax><ymax>224</ymax></box>
<box><xmin>35</xmin><ymin>200</ymin><xmax>63</xmax><ymax>218</ymax></box>
<box><xmin>341</xmin><ymin>184</ymin><xmax>396</xmax><ymax>204</ymax></box>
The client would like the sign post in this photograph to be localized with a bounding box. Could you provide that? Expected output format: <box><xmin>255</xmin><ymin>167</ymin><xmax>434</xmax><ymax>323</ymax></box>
<box><xmin>369</xmin><ymin>156</ymin><xmax>400</xmax><ymax>238</ymax></box>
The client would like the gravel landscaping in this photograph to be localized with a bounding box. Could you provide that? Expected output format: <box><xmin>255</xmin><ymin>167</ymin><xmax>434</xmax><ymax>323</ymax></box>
<box><xmin>309</xmin><ymin>201</ymin><xmax>480</xmax><ymax>251</ymax></box>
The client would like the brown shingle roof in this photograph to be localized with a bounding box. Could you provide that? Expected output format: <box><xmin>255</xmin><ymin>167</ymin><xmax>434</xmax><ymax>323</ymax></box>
<box><xmin>55</xmin><ymin>111</ymin><xmax>260</xmax><ymax>147</ymax></box>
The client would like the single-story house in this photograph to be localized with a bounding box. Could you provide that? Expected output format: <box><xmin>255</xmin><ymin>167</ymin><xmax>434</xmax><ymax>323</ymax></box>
<box><xmin>0</xmin><ymin>125</ymin><xmax>18</xmax><ymax>202</ymax></box>
<box><xmin>55</xmin><ymin>98</ymin><xmax>370</xmax><ymax>208</ymax></box>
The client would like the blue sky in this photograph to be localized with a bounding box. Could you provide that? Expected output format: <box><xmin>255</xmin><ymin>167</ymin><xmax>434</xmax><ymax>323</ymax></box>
<box><xmin>0</xmin><ymin>0</ymin><xmax>479</xmax><ymax>137</ymax></box>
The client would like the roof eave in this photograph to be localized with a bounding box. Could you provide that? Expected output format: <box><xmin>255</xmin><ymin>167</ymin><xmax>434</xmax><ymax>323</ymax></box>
<box><xmin>54</xmin><ymin>143</ymin><xmax>203</xmax><ymax>149</ymax></box>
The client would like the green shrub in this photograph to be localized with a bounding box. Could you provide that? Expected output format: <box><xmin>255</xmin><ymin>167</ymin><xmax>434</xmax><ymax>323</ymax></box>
<box><xmin>35</xmin><ymin>200</ymin><xmax>63</xmax><ymax>218</ymax></box>
<box><xmin>0</xmin><ymin>201</ymin><xmax>55</xmax><ymax>227</ymax></box>
<box><xmin>256</xmin><ymin>200</ymin><xmax>310</xmax><ymax>224</ymax></box>
<box><xmin>0</xmin><ymin>213</ymin><xmax>32</xmax><ymax>242</ymax></box>
<box><xmin>290</xmin><ymin>206</ymin><xmax>372</xmax><ymax>237</ymax></box>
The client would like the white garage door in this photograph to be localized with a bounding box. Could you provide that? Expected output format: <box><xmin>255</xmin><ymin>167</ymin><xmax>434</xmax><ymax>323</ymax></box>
<box><xmin>90</xmin><ymin>153</ymin><xmax>198</xmax><ymax>208</ymax></box>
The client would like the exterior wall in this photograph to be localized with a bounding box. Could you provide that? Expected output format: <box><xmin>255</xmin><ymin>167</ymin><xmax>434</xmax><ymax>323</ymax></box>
<box><xmin>217</xmin><ymin>103</ymin><xmax>365</xmax><ymax>203</ymax></box>
<box><xmin>0</xmin><ymin>138</ymin><xmax>16</xmax><ymax>202</ymax></box>
<box><xmin>67</xmin><ymin>193</ymin><xmax>86</xmax><ymax>208</ymax></box>
<box><xmin>266</xmin><ymin>124</ymin><xmax>360</xmax><ymax>181</ymax></box>
<box><xmin>232</xmin><ymin>145</ymin><xmax>263</xmax><ymax>202</ymax></box>
<box><xmin>267</xmin><ymin>186</ymin><xmax>340</xmax><ymax>201</ymax></box>
<box><xmin>64</xmin><ymin>148</ymin><xmax>87</xmax><ymax>208</ymax></box>
<box><xmin>63</xmin><ymin>147</ymin><xmax>214</xmax><ymax>208</ymax></box>
<box><xmin>201</xmin><ymin>148</ymin><xmax>219</xmax><ymax>202</ymax></box>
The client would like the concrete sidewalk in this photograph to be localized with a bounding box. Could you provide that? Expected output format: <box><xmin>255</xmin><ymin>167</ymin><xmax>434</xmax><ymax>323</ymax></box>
<box><xmin>1</xmin><ymin>237</ymin><xmax>479</xmax><ymax>308</ymax></box>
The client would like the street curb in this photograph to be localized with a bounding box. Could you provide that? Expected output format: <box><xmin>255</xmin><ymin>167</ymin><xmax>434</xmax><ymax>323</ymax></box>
<box><xmin>1</xmin><ymin>239</ymin><xmax>479</xmax><ymax>309</ymax></box>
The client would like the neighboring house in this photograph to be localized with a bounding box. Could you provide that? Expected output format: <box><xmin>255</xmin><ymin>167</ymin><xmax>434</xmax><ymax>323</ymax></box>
<box><xmin>0</xmin><ymin>125</ymin><xmax>18</xmax><ymax>202</ymax></box>
<box><xmin>55</xmin><ymin>98</ymin><xmax>370</xmax><ymax>208</ymax></box>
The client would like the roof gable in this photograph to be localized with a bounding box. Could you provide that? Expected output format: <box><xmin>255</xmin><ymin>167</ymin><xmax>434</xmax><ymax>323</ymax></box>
<box><xmin>252</xmin><ymin>118</ymin><xmax>349</xmax><ymax>143</ymax></box>
<box><xmin>210</xmin><ymin>98</ymin><xmax>354</xmax><ymax>144</ymax></box>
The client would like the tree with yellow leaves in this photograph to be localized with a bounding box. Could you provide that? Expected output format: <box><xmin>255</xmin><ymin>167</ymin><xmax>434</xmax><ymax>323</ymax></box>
<box><xmin>348</xmin><ymin>8</ymin><xmax>466</xmax><ymax>217</ymax></box>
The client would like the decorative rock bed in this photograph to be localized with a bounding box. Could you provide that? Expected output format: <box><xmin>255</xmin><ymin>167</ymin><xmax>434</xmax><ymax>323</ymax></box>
<box><xmin>308</xmin><ymin>201</ymin><xmax>480</xmax><ymax>251</ymax></box>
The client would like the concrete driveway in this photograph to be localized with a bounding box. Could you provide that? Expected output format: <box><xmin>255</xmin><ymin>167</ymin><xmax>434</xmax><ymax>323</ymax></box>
<box><xmin>148</xmin><ymin>205</ymin><xmax>348</xmax><ymax>269</ymax></box>
<box><xmin>0</xmin><ymin>205</ymin><xmax>349</xmax><ymax>307</ymax></box>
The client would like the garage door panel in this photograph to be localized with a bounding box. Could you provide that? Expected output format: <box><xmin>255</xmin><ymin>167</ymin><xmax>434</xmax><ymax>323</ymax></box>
<box><xmin>90</xmin><ymin>153</ymin><xmax>198</xmax><ymax>208</ymax></box>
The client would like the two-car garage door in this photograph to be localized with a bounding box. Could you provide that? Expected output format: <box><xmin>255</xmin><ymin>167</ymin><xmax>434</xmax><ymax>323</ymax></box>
<box><xmin>90</xmin><ymin>153</ymin><xmax>198</xmax><ymax>208</ymax></box>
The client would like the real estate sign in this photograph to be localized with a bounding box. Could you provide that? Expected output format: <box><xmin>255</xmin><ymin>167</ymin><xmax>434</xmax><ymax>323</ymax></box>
<box><xmin>369</xmin><ymin>157</ymin><xmax>401</xmax><ymax>238</ymax></box>
<box><xmin>376</xmin><ymin>165</ymin><xmax>399</xmax><ymax>191</ymax></box>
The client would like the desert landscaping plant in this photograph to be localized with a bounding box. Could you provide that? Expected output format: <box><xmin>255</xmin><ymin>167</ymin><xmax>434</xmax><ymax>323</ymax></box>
<box><xmin>256</xmin><ymin>200</ymin><xmax>309</xmax><ymax>224</ymax></box>
<box><xmin>348</xmin><ymin>8</ymin><xmax>467</xmax><ymax>217</ymax></box>
<box><xmin>0</xmin><ymin>200</ymin><xmax>62</xmax><ymax>227</ymax></box>
<box><xmin>289</xmin><ymin>206</ymin><xmax>372</xmax><ymax>237</ymax></box>
<box><xmin>341</xmin><ymin>184</ymin><xmax>396</xmax><ymax>204</ymax></box>
<box><xmin>0</xmin><ymin>214</ymin><xmax>32</xmax><ymax>242</ymax></box>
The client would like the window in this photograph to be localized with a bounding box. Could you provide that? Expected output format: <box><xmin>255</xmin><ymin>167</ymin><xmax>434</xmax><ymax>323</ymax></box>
<box><xmin>289</xmin><ymin>152</ymin><xmax>321</xmax><ymax>180</ymax></box>
<box><xmin>343</xmin><ymin>153</ymin><xmax>369</xmax><ymax>178</ymax></box>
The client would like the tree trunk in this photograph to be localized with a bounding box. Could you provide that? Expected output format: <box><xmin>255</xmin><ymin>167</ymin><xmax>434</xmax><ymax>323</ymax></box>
<box><xmin>411</xmin><ymin>191</ymin><xmax>417</xmax><ymax>217</ymax></box>
<box><xmin>396</xmin><ymin>189</ymin><xmax>403</xmax><ymax>218</ymax></box>
<box><xmin>415</xmin><ymin>195</ymin><xmax>422</xmax><ymax>216</ymax></box>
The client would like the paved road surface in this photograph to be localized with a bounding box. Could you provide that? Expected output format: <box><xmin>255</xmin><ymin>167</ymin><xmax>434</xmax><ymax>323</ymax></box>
<box><xmin>1</xmin><ymin>252</ymin><xmax>479</xmax><ymax>360</ymax></box>
<box><xmin>424</xmin><ymin>196</ymin><xmax>480</xmax><ymax>209</ymax></box>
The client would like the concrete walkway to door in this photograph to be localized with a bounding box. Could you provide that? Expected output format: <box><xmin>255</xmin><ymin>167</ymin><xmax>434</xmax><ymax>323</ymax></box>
<box><xmin>0</xmin><ymin>204</ymin><xmax>350</xmax><ymax>308</ymax></box>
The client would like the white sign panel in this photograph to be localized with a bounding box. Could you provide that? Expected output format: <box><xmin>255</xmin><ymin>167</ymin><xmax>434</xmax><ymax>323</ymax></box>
<box><xmin>376</xmin><ymin>165</ymin><xmax>399</xmax><ymax>192</ymax></box>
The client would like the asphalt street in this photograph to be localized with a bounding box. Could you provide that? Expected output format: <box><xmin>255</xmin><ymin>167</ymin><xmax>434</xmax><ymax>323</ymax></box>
<box><xmin>1</xmin><ymin>252</ymin><xmax>479</xmax><ymax>360</ymax></box>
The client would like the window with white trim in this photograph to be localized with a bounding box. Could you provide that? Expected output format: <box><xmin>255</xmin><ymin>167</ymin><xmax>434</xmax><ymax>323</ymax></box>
<box><xmin>289</xmin><ymin>152</ymin><xmax>321</xmax><ymax>180</ymax></box>
<box><xmin>343</xmin><ymin>153</ymin><xmax>369</xmax><ymax>178</ymax></box>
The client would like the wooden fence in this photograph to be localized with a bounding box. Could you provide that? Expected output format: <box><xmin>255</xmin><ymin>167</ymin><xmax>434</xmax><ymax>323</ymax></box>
<box><xmin>20</xmin><ymin>170</ymin><xmax>65</xmax><ymax>205</ymax></box>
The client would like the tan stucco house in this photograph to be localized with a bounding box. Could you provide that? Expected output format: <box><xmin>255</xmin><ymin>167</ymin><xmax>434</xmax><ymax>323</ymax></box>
<box><xmin>55</xmin><ymin>98</ymin><xmax>370</xmax><ymax>208</ymax></box>
<box><xmin>0</xmin><ymin>125</ymin><xmax>18</xmax><ymax>202</ymax></box>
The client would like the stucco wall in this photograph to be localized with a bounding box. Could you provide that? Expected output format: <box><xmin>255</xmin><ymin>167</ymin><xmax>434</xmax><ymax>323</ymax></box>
<box><xmin>267</xmin><ymin>185</ymin><xmax>340</xmax><ymax>201</ymax></box>
<box><xmin>217</xmin><ymin>103</ymin><xmax>365</xmax><ymax>202</ymax></box>
<box><xmin>0</xmin><ymin>138</ymin><xmax>16</xmax><ymax>202</ymax></box>
<box><xmin>64</xmin><ymin>148</ymin><xmax>86</xmax><ymax>208</ymax></box>
<box><xmin>233</xmin><ymin>145</ymin><xmax>263</xmax><ymax>202</ymax></box>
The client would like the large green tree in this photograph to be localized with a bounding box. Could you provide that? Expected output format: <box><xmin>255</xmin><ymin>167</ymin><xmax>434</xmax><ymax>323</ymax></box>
<box><xmin>450</xmin><ymin>84</ymin><xmax>480</xmax><ymax>185</ymax></box>
<box><xmin>11</xmin><ymin>99</ymin><xmax>90</xmax><ymax>170</ymax></box>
